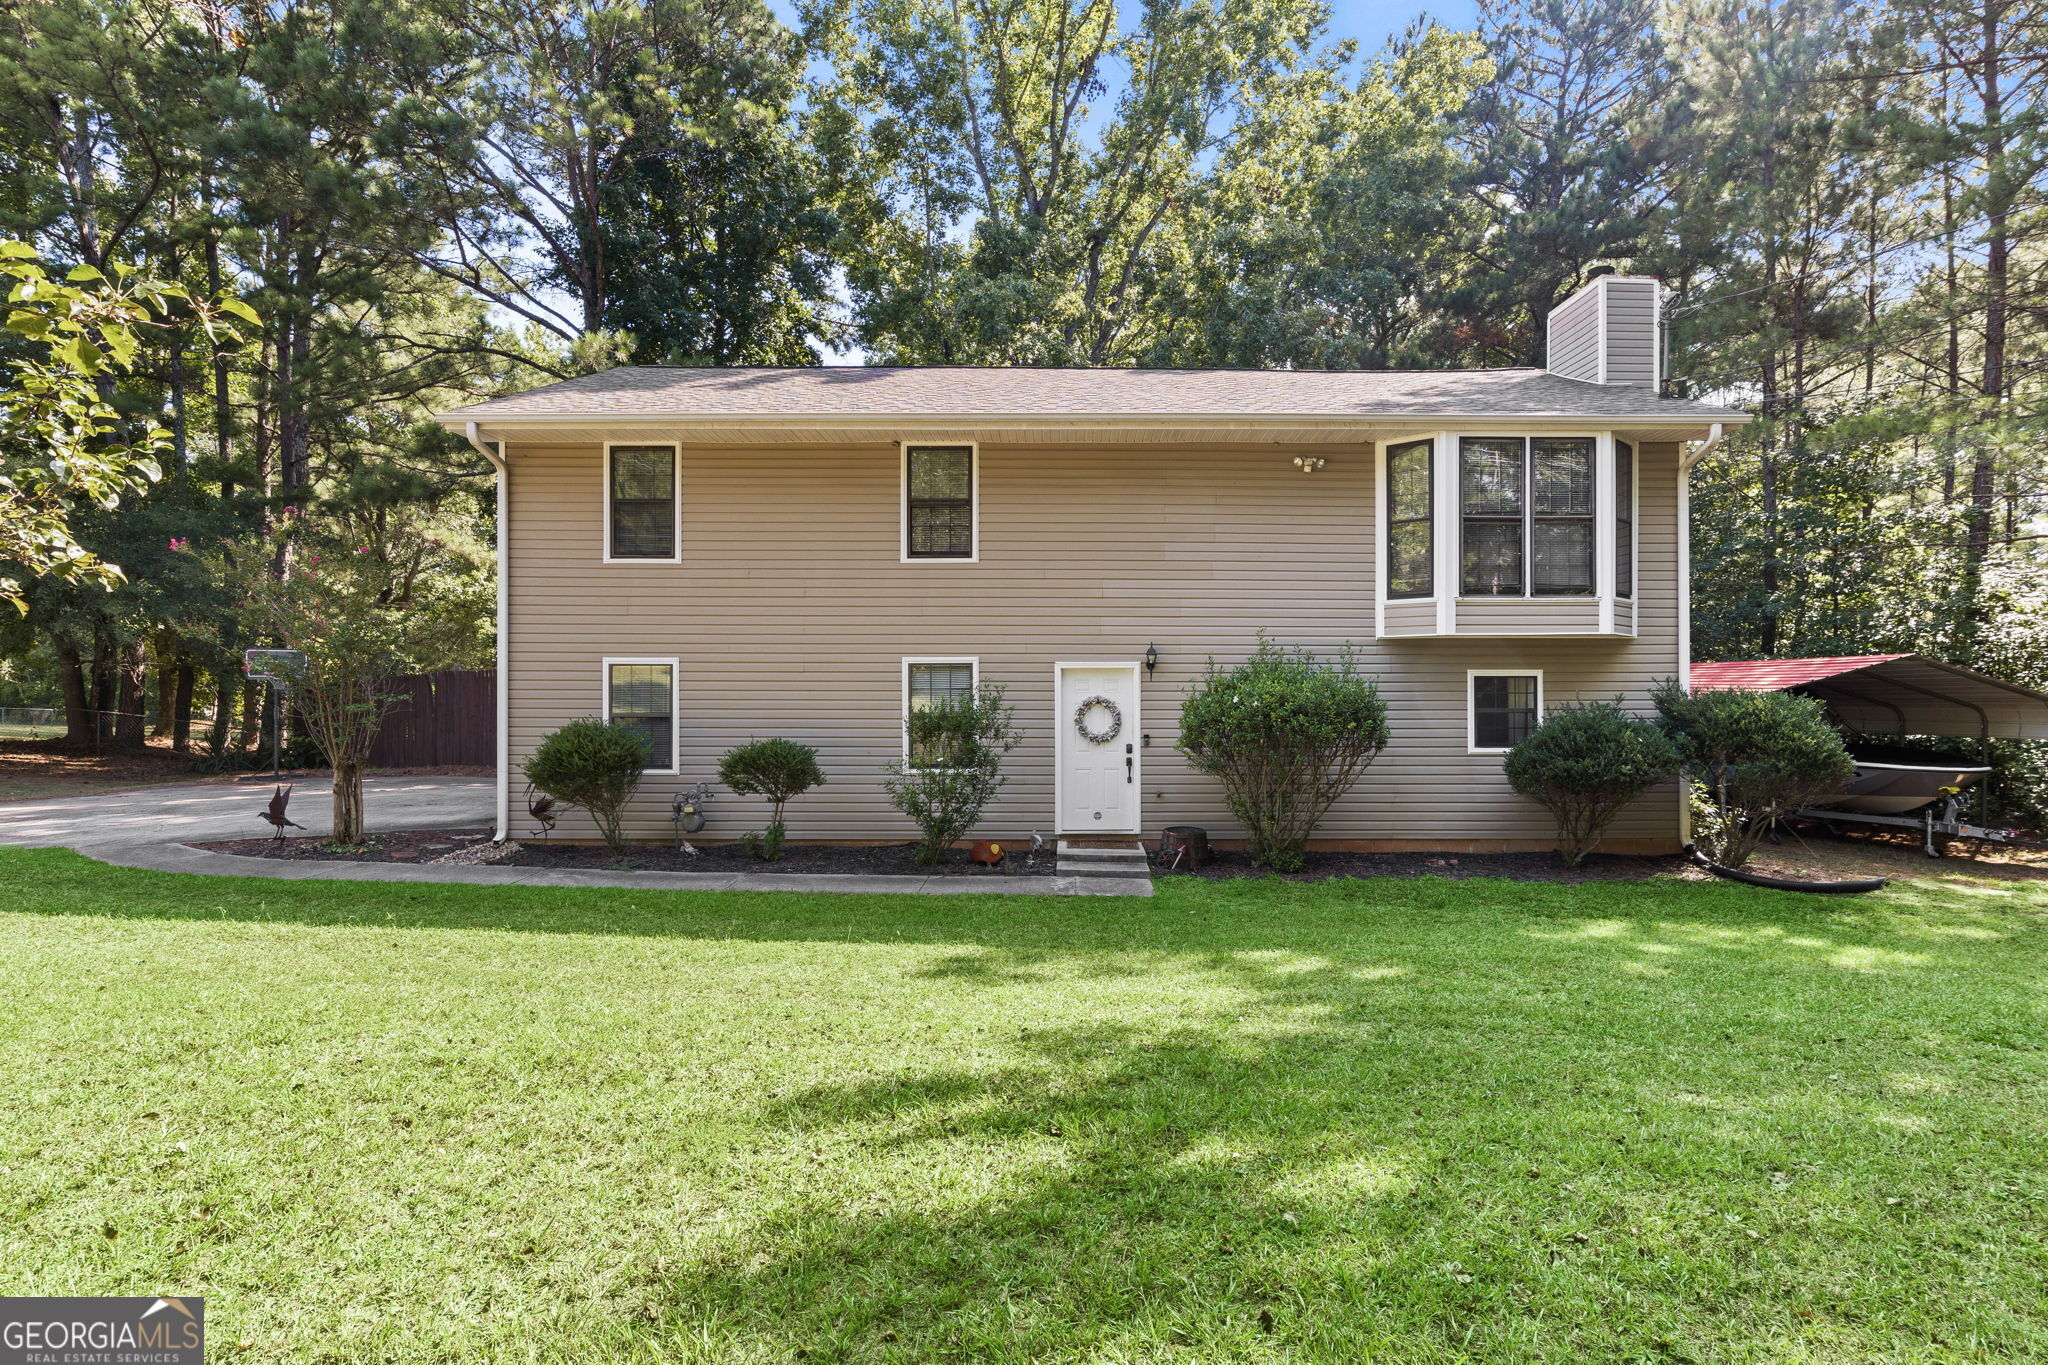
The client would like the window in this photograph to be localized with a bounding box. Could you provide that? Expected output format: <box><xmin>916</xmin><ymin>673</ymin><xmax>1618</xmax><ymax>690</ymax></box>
<box><xmin>1386</xmin><ymin>439</ymin><xmax>1433</xmax><ymax>597</ymax></box>
<box><xmin>903</xmin><ymin>658</ymin><xmax>977</xmax><ymax>767</ymax></box>
<box><xmin>606</xmin><ymin>445</ymin><xmax>677</xmax><ymax>561</ymax></box>
<box><xmin>1469</xmin><ymin>672</ymin><xmax>1542</xmax><ymax>753</ymax></box>
<box><xmin>1458</xmin><ymin>437</ymin><xmax>1596</xmax><ymax>597</ymax></box>
<box><xmin>1615</xmin><ymin>440</ymin><xmax>1634</xmax><ymax>598</ymax></box>
<box><xmin>604</xmin><ymin>660</ymin><xmax>676</xmax><ymax>771</ymax></box>
<box><xmin>904</xmin><ymin>445</ymin><xmax>976</xmax><ymax>559</ymax></box>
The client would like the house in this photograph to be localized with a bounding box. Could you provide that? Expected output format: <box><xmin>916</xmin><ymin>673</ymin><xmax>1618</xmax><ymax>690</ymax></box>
<box><xmin>437</xmin><ymin>274</ymin><xmax>1748</xmax><ymax>851</ymax></box>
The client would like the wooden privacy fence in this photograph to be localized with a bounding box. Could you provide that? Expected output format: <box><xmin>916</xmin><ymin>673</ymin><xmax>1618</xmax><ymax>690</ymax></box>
<box><xmin>366</xmin><ymin>669</ymin><xmax>496</xmax><ymax>768</ymax></box>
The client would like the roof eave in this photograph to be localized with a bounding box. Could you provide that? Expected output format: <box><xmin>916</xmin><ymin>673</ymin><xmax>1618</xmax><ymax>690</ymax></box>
<box><xmin>435</xmin><ymin>409</ymin><xmax>1751</xmax><ymax>431</ymax></box>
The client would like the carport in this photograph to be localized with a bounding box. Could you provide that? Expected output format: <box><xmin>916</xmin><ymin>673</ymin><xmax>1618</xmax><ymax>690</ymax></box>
<box><xmin>1689</xmin><ymin>654</ymin><xmax>2048</xmax><ymax>741</ymax></box>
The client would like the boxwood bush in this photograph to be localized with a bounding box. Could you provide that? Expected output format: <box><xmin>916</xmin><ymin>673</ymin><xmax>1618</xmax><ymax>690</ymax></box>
<box><xmin>717</xmin><ymin>738</ymin><xmax>825</xmax><ymax>861</ymax></box>
<box><xmin>522</xmin><ymin>718</ymin><xmax>651</xmax><ymax>855</ymax></box>
<box><xmin>1177</xmin><ymin>640</ymin><xmax>1389</xmax><ymax>871</ymax></box>
<box><xmin>1504</xmin><ymin>699</ymin><xmax>1682</xmax><ymax>866</ymax></box>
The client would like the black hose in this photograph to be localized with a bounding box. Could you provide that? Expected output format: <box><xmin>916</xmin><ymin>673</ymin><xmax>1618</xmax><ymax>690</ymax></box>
<box><xmin>1684</xmin><ymin>844</ymin><xmax>1889</xmax><ymax>895</ymax></box>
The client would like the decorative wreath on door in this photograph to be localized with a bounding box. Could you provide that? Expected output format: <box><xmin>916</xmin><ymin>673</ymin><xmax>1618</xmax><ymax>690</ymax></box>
<box><xmin>1073</xmin><ymin>696</ymin><xmax>1122</xmax><ymax>744</ymax></box>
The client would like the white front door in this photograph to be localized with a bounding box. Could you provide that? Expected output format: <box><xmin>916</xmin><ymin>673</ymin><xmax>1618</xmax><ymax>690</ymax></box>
<box><xmin>1056</xmin><ymin>663</ymin><xmax>1141</xmax><ymax>834</ymax></box>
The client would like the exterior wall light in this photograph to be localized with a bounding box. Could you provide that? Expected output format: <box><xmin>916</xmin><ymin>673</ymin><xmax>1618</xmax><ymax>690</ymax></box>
<box><xmin>1144</xmin><ymin>643</ymin><xmax>1159</xmax><ymax>678</ymax></box>
<box><xmin>1293</xmin><ymin>455</ymin><xmax>1326</xmax><ymax>473</ymax></box>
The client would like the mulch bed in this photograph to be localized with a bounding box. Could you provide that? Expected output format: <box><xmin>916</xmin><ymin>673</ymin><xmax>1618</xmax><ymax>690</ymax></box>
<box><xmin>194</xmin><ymin>827</ymin><xmax>1683</xmax><ymax>883</ymax></box>
<box><xmin>192</xmin><ymin>830</ymin><xmax>1056</xmax><ymax>877</ymax></box>
<box><xmin>505</xmin><ymin>841</ymin><xmax>1053</xmax><ymax>878</ymax></box>
<box><xmin>195</xmin><ymin>828</ymin><xmax>500</xmax><ymax>864</ymax></box>
<box><xmin>1158</xmin><ymin>847</ymin><xmax>1687</xmax><ymax>884</ymax></box>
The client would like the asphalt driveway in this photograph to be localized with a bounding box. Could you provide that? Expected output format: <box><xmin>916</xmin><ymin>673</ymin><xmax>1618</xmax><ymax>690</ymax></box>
<box><xmin>0</xmin><ymin>775</ymin><xmax>494</xmax><ymax>854</ymax></box>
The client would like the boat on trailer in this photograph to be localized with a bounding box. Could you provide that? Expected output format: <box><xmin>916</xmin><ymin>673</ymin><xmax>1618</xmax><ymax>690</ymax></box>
<box><xmin>1811</xmin><ymin>748</ymin><xmax>1995</xmax><ymax>817</ymax></box>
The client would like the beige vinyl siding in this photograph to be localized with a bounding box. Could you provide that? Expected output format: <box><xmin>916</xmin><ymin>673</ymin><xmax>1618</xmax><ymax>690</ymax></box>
<box><xmin>504</xmin><ymin>438</ymin><xmax>1685</xmax><ymax>851</ymax></box>
<box><xmin>1381</xmin><ymin>600</ymin><xmax>1438</xmax><ymax>636</ymax></box>
<box><xmin>1454</xmin><ymin>598</ymin><xmax>1603</xmax><ymax>635</ymax></box>
<box><xmin>1546</xmin><ymin>288</ymin><xmax>1603</xmax><ymax>385</ymax></box>
<box><xmin>1602</xmin><ymin>278</ymin><xmax>1660</xmax><ymax>389</ymax></box>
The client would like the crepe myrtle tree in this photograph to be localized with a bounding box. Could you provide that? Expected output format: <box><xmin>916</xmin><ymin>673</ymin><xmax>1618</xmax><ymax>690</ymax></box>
<box><xmin>226</xmin><ymin>525</ymin><xmax>469</xmax><ymax>845</ymax></box>
<box><xmin>882</xmin><ymin>682</ymin><xmax>1021</xmax><ymax>864</ymax></box>
<box><xmin>1651</xmin><ymin>681</ymin><xmax>1856</xmax><ymax>868</ymax></box>
<box><xmin>1504</xmin><ymin>699</ymin><xmax>1682</xmax><ymax>867</ymax></box>
<box><xmin>718</xmin><ymin>737</ymin><xmax>824</xmax><ymax>861</ymax></box>
<box><xmin>1177</xmin><ymin>639</ymin><xmax>1390</xmax><ymax>871</ymax></box>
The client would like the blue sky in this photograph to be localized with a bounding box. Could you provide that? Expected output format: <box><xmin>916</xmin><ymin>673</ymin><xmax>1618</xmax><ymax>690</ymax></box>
<box><xmin>766</xmin><ymin>1</ymin><xmax>1484</xmax><ymax>59</ymax></box>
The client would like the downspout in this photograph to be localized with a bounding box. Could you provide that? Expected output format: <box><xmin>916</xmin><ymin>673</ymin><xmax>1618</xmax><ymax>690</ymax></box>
<box><xmin>1679</xmin><ymin>421</ymin><xmax>1725</xmax><ymax>473</ymax></box>
<box><xmin>465</xmin><ymin>421</ymin><xmax>510</xmax><ymax>844</ymax></box>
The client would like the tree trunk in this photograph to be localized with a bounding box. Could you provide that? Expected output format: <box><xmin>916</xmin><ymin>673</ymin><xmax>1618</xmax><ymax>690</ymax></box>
<box><xmin>172</xmin><ymin>664</ymin><xmax>195</xmax><ymax>753</ymax></box>
<box><xmin>237</xmin><ymin>679</ymin><xmax>262</xmax><ymax>749</ymax></box>
<box><xmin>209</xmin><ymin>670</ymin><xmax>235</xmax><ymax>755</ymax></box>
<box><xmin>56</xmin><ymin>642</ymin><xmax>92</xmax><ymax>744</ymax></box>
<box><xmin>92</xmin><ymin>646</ymin><xmax>115</xmax><ymax>745</ymax></box>
<box><xmin>153</xmin><ymin>643</ymin><xmax>177</xmax><ymax>738</ymax></box>
<box><xmin>331</xmin><ymin>759</ymin><xmax>365</xmax><ymax>845</ymax></box>
<box><xmin>114</xmin><ymin>640</ymin><xmax>148</xmax><ymax>749</ymax></box>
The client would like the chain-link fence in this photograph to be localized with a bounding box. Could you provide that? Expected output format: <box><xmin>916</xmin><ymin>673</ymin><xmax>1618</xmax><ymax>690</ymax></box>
<box><xmin>0</xmin><ymin>706</ymin><xmax>63</xmax><ymax>739</ymax></box>
<box><xmin>0</xmin><ymin>706</ymin><xmax>226</xmax><ymax>745</ymax></box>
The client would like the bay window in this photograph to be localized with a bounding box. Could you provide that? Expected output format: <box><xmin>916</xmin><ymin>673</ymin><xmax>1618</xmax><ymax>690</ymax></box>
<box><xmin>1459</xmin><ymin>437</ymin><xmax>1596</xmax><ymax>597</ymax></box>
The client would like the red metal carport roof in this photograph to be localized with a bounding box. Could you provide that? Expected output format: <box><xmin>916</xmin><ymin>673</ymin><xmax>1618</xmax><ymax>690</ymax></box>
<box><xmin>1690</xmin><ymin>655</ymin><xmax>1913</xmax><ymax>691</ymax></box>
<box><xmin>1690</xmin><ymin>654</ymin><xmax>2048</xmax><ymax>740</ymax></box>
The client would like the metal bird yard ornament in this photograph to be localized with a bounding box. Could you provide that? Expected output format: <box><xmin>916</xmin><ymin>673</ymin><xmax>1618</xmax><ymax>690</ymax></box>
<box><xmin>526</xmin><ymin>784</ymin><xmax>558</xmax><ymax>841</ymax></box>
<box><xmin>261</xmin><ymin>784</ymin><xmax>304</xmax><ymax>842</ymax></box>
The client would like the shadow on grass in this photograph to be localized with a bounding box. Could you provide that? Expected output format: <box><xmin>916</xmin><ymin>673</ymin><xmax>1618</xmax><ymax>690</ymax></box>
<box><xmin>5</xmin><ymin>847</ymin><xmax>2044</xmax><ymax>1358</ymax></box>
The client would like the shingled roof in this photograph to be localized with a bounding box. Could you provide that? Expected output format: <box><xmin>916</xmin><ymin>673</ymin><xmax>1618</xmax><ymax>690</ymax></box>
<box><xmin>440</xmin><ymin>365</ymin><xmax>1749</xmax><ymax>424</ymax></box>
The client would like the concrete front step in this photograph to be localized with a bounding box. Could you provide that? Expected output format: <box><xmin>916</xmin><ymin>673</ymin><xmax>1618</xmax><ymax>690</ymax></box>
<box><xmin>1055</xmin><ymin>839</ymin><xmax>1152</xmax><ymax>881</ymax></box>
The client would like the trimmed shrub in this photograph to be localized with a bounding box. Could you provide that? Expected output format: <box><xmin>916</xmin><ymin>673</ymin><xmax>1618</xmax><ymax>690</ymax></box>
<box><xmin>522</xmin><ymin>717</ymin><xmax>651</xmax><ymax>855</ymax></box>
<box><xmin>882</xmin><ymin>683</ymin><xmax>1021</xmax><ymax>864</ymax></box>
<box><xmin>1504</xmin><ymin>699</ymin><xmax>1682</xmax><ymax>867</ymax></box>
<box><xmin>1651</xmin><ymin>681</ymin><xmax>1856</xmax><ymax>867</ymax></box>
<box><xmin>1177</xmin><ymin>640</ymin><xmax>1390</xmax><ymax>872</ymax></box>
<box><xmin>718</xmin><ymin>737</ymin><xmax>825</xmax><ymax>861</ymax></box>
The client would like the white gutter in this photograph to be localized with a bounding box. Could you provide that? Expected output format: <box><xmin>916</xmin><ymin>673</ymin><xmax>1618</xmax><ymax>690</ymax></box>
<box><xmin>464</xmin><ymin>421</ymin><xmax>510</xmax><ymax>844</ymax></box>
<box><xmin>1679</xmin><ymin>421</ymin><xmax>1727</xmax><ymax>472</ymax></box>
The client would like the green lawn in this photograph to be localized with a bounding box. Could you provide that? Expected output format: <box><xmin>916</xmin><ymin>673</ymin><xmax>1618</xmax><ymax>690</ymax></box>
<box><xmin>3</xmin><ymin>851</ymin><xmax>2044</xmax><ymax>1363</ymax></box>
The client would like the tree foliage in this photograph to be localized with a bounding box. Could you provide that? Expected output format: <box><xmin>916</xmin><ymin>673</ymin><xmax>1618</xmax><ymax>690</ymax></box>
<box><xmin>1177</xmin><ymin>640</ymin><xmax>1389</xmax><ymax>872</ymax></box>
<box><xmin>1652</xmin><ymin>681</ymin><xmax>1856</xmax><ymax>868</ymax></box>
<box><xmin>0</xmin><ymin>242</ymin><xmax>250</xmax><ymax>606</ymax></box>
<box><xmin>1504</xmin><ymin>699</ymin><xmax>1682</xmax><ymax>867</ymax></box>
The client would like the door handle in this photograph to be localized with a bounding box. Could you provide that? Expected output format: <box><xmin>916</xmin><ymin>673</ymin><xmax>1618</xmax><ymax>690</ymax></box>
<box><xmin>1125</xmin><ymin>743</ymin><xmax>1133</xmax><ymax>783</ymax></box>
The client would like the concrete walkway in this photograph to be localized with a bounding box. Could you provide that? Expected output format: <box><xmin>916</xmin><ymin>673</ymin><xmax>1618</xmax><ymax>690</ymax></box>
<box><xmin>0</xmin><ymin>775</ymin><xmax>1151</xmax><ymax>897</ymax></box>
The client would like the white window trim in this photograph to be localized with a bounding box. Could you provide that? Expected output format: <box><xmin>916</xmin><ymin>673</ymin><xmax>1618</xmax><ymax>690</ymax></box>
<box><xmin>602</xmin><ymin>442</ymin><xmax>681</xmax><ymax>565</ymax></box>
<box><xmin>1452</xmin><ymin>432</ymin><xmax>1606</xmax><ymax>602</ymax></box>
<box><xmin>602</xmin><ymin>656</ymin><xmax>680</xmax><ymax>774</ymax></box>
<box><xmin>900</xmin><ymin>441</ymin><xmax>980</xmax><ymax>564</ymax></box>
<box><xmin>901</xmin><ymin>656</ymin><xmax>980</xmax><ymax>767</ymax></box>
<box><xmin>1467</xmin><ymin>668</ymin><xmax>1544</xmax><ymax>755</ymax></box>
<box><xmin>1615</xmin><ymin>438</ymin><xmax>1640</xmax><ymax>601</ymax></box>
